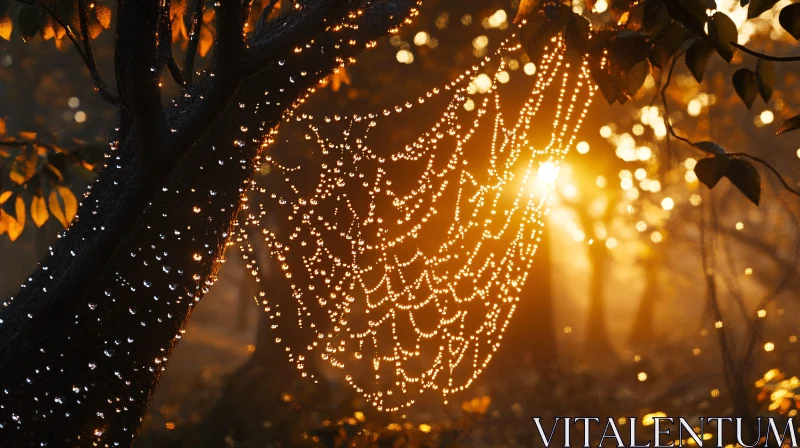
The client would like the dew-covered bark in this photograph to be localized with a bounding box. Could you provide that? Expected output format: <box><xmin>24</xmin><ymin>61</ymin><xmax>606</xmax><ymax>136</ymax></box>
<box><xmin>0</xmin><ymin>1</ymin><xmax>416</xmax><ymax>446</ymax></box>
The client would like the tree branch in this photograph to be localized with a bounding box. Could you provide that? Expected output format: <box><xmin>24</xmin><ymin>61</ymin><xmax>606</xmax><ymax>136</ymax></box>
<box><xmin>254</xmin><ymin>0</ymin><xmax>281</xmax><ymax>33</ymax></box>
<box><xmin>76</xmin><ymin>0</ymin><xmax>119</xmax><ymax>104</ymax></box>
<box><xmin>183</xmin><ymin>0</ymin><xmax>206</xmax><ymax>85</ymax></box>
<box><xmin>115</xmin><ymin>0</ymin><xmax>167</xmax><ymax>166</ymax></box>
<box><xmin>728</xmin><ymin>152</ymin><xmax>800</xmax><ymax>198</ymax></box>
<box><xmin>732</xmin><ymin>42</ymin><xmax>800</xmax><ymax>62</ymax></box>
<box><xmin>15</xmin><ymin>0</ymin><xmax>119</xmax><ymax>104</ymax></box>
<box><xmin>243</xmin><ymin>0</ymin><xmax>353</xmax><ymax>76</ymax></box>
<box><xmin>661</xmin><ymin>57</ymin><xmax>800</xmax><ymax>200</ymax></box>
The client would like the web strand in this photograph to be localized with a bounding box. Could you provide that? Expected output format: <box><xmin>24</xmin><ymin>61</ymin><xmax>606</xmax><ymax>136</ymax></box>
<box><xmin>237</xmin><ymin>34</ymin><xmax>596</xmax><ymax>411</ymax></box>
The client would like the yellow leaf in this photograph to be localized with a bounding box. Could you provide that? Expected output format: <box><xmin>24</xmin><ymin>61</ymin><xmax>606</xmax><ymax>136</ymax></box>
<box><xmin>0</xmin><ymin>190</ymin><xmax>11</xmax><ymax>204</ymax></box>
<box><xmin>58</xmin><ymin>186</ymin><xmax>78</xmax><ymax>223</ymax></box>
<box><xmin>199</xmin><ymin>27</ymin><xmax>213</xmax><ymax>57</ymax></box>
<box><xmin>31</xmin><ymin>195</ymin><xmax>48</xmax><ymax>227</ymax></box>
<box><xmin>95</xmin><ymin>4</ymin><xmax>112</xmax><ymax>29</ymax></box>
<box><xmin>18</xmin><ymin>132</ymin><xmax>36</xmax><ymax>140</ymax></box>
<box><xmin>42</xmin><ymin>21</ymin><xmax>56</xmax><ymax>40</ymax></box>
<box><xmin>14</xmin><ymin>196</ymin><xmax>25</xmax><ymax>229</ymax></box>
<box><xmin>0</xmin><ymin>213</ymin><xmax>7</xmax><ymax>235</ymax></box>
<box><xmin>0</xmin><ymin>118</ymin><xmax>5</xmax><ymax>135</ymax></box>
<box><xmin>3</xmin><ymin>210</ymin><xmax>23</xmax><ymax>241</ymax></box>
<box><xmin>88</xmin><ymin>23</ymin><xmax>103</xmax><ymax>39</ymax></box>
<box><xmin>0</xmin><ymin>16</ymin><xmax>12</xmax><ymax>41</ymax></box>
<box><xmin>48</xmin><ymin>189</ymin><xmax>68</xmax><ymax>228</ymax></box>
<box><xmin>514</xmin><ymin>0</ymin><xmax>541</xmax><ymax>22</ymax></box>
<box><xmin>330</xmin><ymin>67</ymin><xmax>351</xmax><ymax>92</ymax></box>
<box><xmin>9</xmin><ymin>170</ymin><xmax>25</xmax><ymax>185</ymax></box>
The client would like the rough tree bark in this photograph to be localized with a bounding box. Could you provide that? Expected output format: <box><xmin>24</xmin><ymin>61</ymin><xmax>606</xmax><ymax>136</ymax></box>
<box><xmin>0</xmin><ymin>0</ymin><xmax>416</xmax><ymax>446</ymax></box>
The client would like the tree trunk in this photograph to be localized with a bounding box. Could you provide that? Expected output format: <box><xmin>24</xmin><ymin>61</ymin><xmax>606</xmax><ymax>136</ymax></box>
<box><xmin>496</xmin><ymin>225</ymin><xmax>557</xmax><ymax>374</ymax></box>
<box><xmin>0</xmin><ymin>3</ymin><xmax>414</xmax><ymax>446</ymax></box>
<box><xmin>627</xmin><ymin>255</ymin><xmax>659</xmax><ymax>349</ymax></box>
<box><xmin>585</xmin><ymin>241</ymin><xmax>616</xmax><ymax>360</ymax></box>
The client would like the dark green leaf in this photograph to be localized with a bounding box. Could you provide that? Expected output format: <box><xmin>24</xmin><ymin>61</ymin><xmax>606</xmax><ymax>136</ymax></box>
<box><xmin>725</xmin><ymin>158</ymin><xmax>761</xmax><ymax>205</ymax></box>
<box><xmin>521</xmin><ymin>10</ymin><xmax>562</xmax><ymax>62</ymax></box>
<box><xmin>649</xmin><ymin>22</ymin><xmax>689</xmax><ymax>68</ymax></box>
<box><xmin>755</xmin><ymin>58</ymin><xmax>774</xmax><ymax>103</ymax></box>
<box><xmin>694</xmin><ymin>156</ymin><xmax>731</xmax><ymax>189</ymax></box>
<box><xmin>685</xmin><ymin>39</ymin><xmax>715</xmax><ymax>82</ymax></box>
<box><xmin>564</xmin><ymin>13</ymin><xmax>591</xmax><ymax>60</ymax></box>
<box><xmin>608</xmin><ymin>31</ymin><xmax>651</xmax><ymax>69</ymax></box>
<box><xmin>776</xmin><ymin>114</ymin><xmax>800</xmax><ymax>135</ymax></box>
<box><xmin>779</xmin><ymin>3</ymin><xmax>800</xmax><ymax>40</ymax></box>
<box><xmin>694</xmin><ymin>141</ymin><xmax>728</xmax><ymax>154</ymax></box>
<box><xmin>732</xmin><ymin>68</ymin><xmax>758</xmax><ymax>109</ymax></box>
<box><xmin>619</xmin><ymin>59</ymin><xmax>651</xmax><ymax>99</ymax></box>
<box><xmin>18</xmin><ymin>5</ymin><xmax>43</xmax><ymax>41</ymax></box>
<box><xmin>643</xmin><ymin>0</ymin><xmax>671</xmax><ymax>35</ymax></box>
<box><xmin>664</xmin><ymin>0</ymin><xmax>708</xmax><ymax>33</ymax></box>
<box><xmin>748</xmin><ymin>0</ymin><xmax>779</xmax><ymax>19</ymax></box>
<box><xmin>591</xmin><ymin>64</ymin><xmax>619</xmax><ymax>104</ymax></box>
<box><xmin>708</xmin><ymin>12</ymin><xmax>738</xmax><ymax>62</ymax></box>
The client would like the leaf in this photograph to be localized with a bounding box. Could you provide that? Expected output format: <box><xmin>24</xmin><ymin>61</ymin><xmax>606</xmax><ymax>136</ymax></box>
<box><xmin>521</xmin><ymin>9</ymin><xmax>562</xmax><ymax>62</ymax></box>
<box><xmin>31</xmin><ymin>195</ymin><xmax>48</xmax><ymax>227</ymax></box>
<box><xmin>608</xmin><ymin>31</ymin><xmax>651</xmax><ymax>69</ymax></box>
<box><xmin>1</xmin><ymin>191</ymin><xmax>16</xmax><ymax>219</ymax></box>
<box><xmin>14</xmin><ymin>195</ymin><xmax>24</xmax><ymax>229</ymax></box>
<box><xmin>199</xmin><ymin>26</ymin><xmax>213</xmax><ymax>57</ymax></box>
<box><xmin>18</xmin><ymin>131</ymin><xmax>36</xmax><ymax>140</ymax></box>
<box><xmin>776</xmin><ymin>114</ymin><xmax>800</xmax><ymax>135</ymax></box>
<box><xmin>694</xmin><ymin>156</ymin><xmax>731</xmax><ymax>189</ymax></box>
<box><xmin>664</xmin><ymin>0</ymin><xmax>707</xmax><ymax>33</ymax></box>
<box><xmin>684</xmin><ymin>39</ymin><xmax>714</xmax><ymax>83</ymax></box>
<box><xmin>515</xmin><ymin>0</ymin><xmax>542</xmax><ymax>23</ymax></box>
<box><xmin>694</xmin><ymin>141</ymin><xmax>728</xmax><ymax>154</ymax></box>
<box><xmin>732</xmin><ymin>68</ymin><xmax>758</xmax><ymax>109</ymax></box>
<box><xmin>725</xmin><ymin>158</ymin><xmax>761</xmax><ymax>205</ymax></box>
<box><xmin>748</xmin><ymin>0</ymin><xmax>779</xmax><ymax>19</ymax></box>
<box><xmin>4</xmin><ymin>210</ymin><xmax>22</xmax><ymax>241</ymax></box>
<box><xmin>564</xmin><ymin>13</ymin><xmax>590</xmax><ymax>60</ymax></box>
<box><xmin>0</xmin><ymin>118</ymin><xmax>5</xmax><ymax>135</ymax></box>
<box><xmin>48</xmin><ymin>186</ymin><xmax>77</xmax><ymax>228</ymax></box>
<box><xmin>619</xmin><ymin>59</ymin><xmax>650</xmax><ymax>99</ymax></box>
<box><xmin>708</xmin><ymin>12</ymin><xmax>738</xmax><ymax>62</ymax></box>
<box><xmin>649</xmin><ymin>22</ymin><xmax>689</xmax><ymax>68</ymax></box>
<box><xmin>779</xmin><ymin>4</ymin><xmax>800</xmax><ymax>41</ymax></box>
<box><xmin>0</xmin><ymin>15</ymin><xmax>11</xmax><ymax>41</ymax></box>
<box><xmin>755</xmin><ymin>58</ymin><xmax>774</xmax><ymax>103</ymax></box>
<box><xmin>95</xmin><ymin>4</ymin><xmax>112</xmax><ymax>29</ymax></box>
<box><xmin>18</xmin><ymin>5</ymin><xmax>43</xmax><ymax>41</ymax></box>
<box><xmin>643</xmin><ymin>0</ymin><xmax>671</xmax><ymax>36</ymax></box>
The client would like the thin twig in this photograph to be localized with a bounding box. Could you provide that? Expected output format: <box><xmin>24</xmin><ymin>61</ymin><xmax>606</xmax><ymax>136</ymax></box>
<box><xmin>17</xmin><ymin>0</ymin><xmax>119</xmax><ymax>105</ymax></box>
<box><xmin>167</xmin><ymin>56</ymin><xmax>186</xmax><ymax>86</ymax></box>
<box><xmin>729</xmin><ymin>152</ymin><xmax>800</xmax><ymax>198</ymax></box>
<box><xmin>660</xmin><ymin>56</ymin><xmax>800</xmax><ymax>199</ymax></box>
<box><xmin>732</xmin><ymin>42</ymin><xmax>800</xmax><ymax>62</ymax></box>
<box><xmin>77</xmin><ymin>0</ymin><xmax>119</xmax><ymax>104</ymax></box>
<box><xmin>183</xmin><ymin>0</ymin><xmax>206</xmax><ymax>85</ymax></box>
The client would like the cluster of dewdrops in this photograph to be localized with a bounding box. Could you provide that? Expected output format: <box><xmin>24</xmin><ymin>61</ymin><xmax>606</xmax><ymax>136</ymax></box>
<box><xmin>237</xmin><ymin>35</ymin><xmax>596</xmax><ymax>412</ymax></box>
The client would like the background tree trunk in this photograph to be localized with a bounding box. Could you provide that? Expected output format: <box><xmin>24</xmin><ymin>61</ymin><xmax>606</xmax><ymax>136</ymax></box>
<box><xmin>628</xmin><ymin>254</ymin><xmax>660</xmax><ymax>349</ymax></box>
<box><xmin>496</xmin><ymin>225</ymin><xmax>558</xmax><ymax>374</ymax></box>
<box><xmin>585</xmin><ymin>241</ymin><xmax>617</xmax><ymax>360</ymax></box>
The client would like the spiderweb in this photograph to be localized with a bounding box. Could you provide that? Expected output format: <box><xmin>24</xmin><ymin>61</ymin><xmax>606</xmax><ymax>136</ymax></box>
<box><xmin>236</xmin><ymin>34</ymin><xmax>596</xmax><ymax>411</ymax></box>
